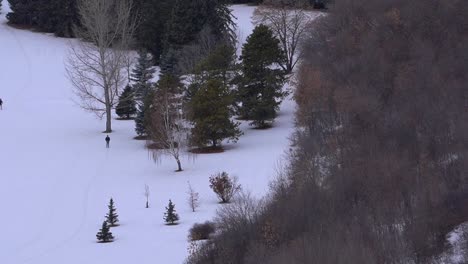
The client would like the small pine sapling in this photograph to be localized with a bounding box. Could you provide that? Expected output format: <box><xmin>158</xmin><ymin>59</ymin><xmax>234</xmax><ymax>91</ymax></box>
<box><xmin>106</xmin><ymin>198</ymin><xmax>119</xmax><ymax>227</ymax></box>
<box><xmin>163</xmin><ymin>199</ymin><xmax>180</xmax><ymax>225</ymax></box>
<box><xmin>187</xmin><ymin>181</ymin><xmax>200</xmax><ymax>212</ymax></box>
<box><xmin>96</xmin><ymin>221</ymin><xmax>114</xmax><ymax>243</ymax></box>
<box><xmin>209</xmin><ymin>172</ymin><xmax>241</xmax><ymax>203</ymax></box>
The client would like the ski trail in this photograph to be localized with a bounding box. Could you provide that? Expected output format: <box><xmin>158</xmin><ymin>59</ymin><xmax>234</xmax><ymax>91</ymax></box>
<box><xmin>20</xmin><ymin>150</ymin><xmax>106</xmax><ymax>264</ymax></box>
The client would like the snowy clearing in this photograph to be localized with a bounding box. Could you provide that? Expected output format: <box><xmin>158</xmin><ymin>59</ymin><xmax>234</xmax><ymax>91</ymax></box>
<box><xmin>0</xmin><ymin>4</ymin><xmax>295</xmax><ymax>264</ymax></box>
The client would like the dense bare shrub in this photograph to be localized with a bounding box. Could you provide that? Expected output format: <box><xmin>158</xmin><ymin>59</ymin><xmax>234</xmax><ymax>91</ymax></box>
<box><xmin>209</xmin><ymin>172</ymin><xmax>242</xmax><ymax>203</ymax></box>
<box><xmin>189</xmin><ymin>222</ymin><xmax>216</xmax><ymax>241</ymax></box>
<box><xmin>186</xmin><ymin>191</ymin><xmax>262</xmax><ymax>264</ymax></box>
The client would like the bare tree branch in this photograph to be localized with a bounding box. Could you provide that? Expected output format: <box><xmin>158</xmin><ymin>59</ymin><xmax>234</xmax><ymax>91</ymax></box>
<box><xmin>254</xmin><ymin>6</ymin><xmax>315</xmax><ymax>73</ymax></box>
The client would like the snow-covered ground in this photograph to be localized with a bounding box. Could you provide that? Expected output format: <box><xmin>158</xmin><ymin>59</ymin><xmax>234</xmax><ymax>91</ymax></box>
<box><xmin>437</xmin><ymin>223</ymin><xmax>468</xmax><ymax>264</ymax></box>
<box><xmin>0</xmin><ymin>4</ymin><xmax>295</xmax><ymax>264</ymax></box>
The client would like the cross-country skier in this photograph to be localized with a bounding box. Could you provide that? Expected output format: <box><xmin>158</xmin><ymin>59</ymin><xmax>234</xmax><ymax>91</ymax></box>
<box><xmin>105</xmin><ymin>135</ymin><xmax>110</xmax><ymax>148</ymax></box>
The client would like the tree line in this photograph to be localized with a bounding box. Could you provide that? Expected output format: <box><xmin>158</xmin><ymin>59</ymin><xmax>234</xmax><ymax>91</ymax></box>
<box><xmin>5</xmin><ymin>0</ymin><xmax>328</xmax><ymax>42</ymax></box>
<box><xmin>115</xmin><ymin>22</ymin><xmax>288</xmax><ymax>171</ymax></box>
<box><xmin>63</xmin><ymin>0</ymin><xmax>309</xmax><ymax>172</ymax></box>
<box><xmin>186</xmin><ymin>0</ymin><xmax>468</xmax><ymax>263</ymax></box>
<box><xmin>6</xmin><ymin>0</ymin><xmax>233</xmax><ymax>65</ymax></box>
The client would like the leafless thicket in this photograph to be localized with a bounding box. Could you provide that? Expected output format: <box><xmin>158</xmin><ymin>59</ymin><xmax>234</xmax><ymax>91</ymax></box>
<box><xmin>187</xmin><ymin>0</ymin><xmax>468</xmax><ymax>263</ymax></box>
<box><xmin>66</xmin><ymin>0</ymin><xmax>136</xmax><ymax>132</ymax></box>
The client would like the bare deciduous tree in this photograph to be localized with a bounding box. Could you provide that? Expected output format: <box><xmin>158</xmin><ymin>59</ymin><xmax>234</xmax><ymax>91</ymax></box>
<box><xmin>147</xmin><ymin>75</ymin><xmax>188</xmax><ymax>172</ymax></box>
<box><xmin>66</xmin><ymin>0</ymin><xmax>136</xmax><ymax>132</ymax></box>
<box><xmin>254</xmin><ymin>6</ymin><xmax>315</xmax><ymax>73</ymax></box>
<box><xmin>144</xmin><ymin>184</ymin><xmax>150</xmax><ymax>208</ymax></box>
<box><xmin>187</xmin><ymin>181</ymin><xmax>200</xmax><ymax>212</ymax></box>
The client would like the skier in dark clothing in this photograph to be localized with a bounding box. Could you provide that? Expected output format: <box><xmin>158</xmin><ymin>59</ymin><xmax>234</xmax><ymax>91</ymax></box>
<box><xmin>0</xmin><ymin>98</ymin><xmax>3</xmax><ymax>110</ymax></box>
<box><xmin>105</xmin><ymin>135</ymin><xmax>110</xmax><ymax>148</ymax></box>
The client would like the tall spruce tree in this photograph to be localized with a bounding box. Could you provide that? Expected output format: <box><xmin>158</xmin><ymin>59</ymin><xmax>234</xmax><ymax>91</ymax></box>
<box><xmin>96</xmin><ymin>221</ymin><xmax>114</xmax><ymax>243</ymax></box>
<box><xmin>189</xmin><ymin>78</ymin><xmax>242</xmax><ymax>149</ymax></box>
<box><xmin>237</xmin><ymin>24</ymin><xmax>286</xmax><ymax>128</ymax></box>
<box><xmin>163</xmin><ymin>199</ymin><xmax>180</xmax><ymax>225</ymax></box>
<box><xmin>135</xmin><ymin>90</ymin><xmax>154</xmax><ymax>137</ymax></box>
<box><xmin>7</xmin><ymin>0</ymin><xmax>38</xmax><ymax>25</ymax></box>
<box><xmin>105</xmin><ymin>198</ymin><xmax>119</xmax><ymax>227</ymax></box>
<box><xmin>131</xmin><ymin>50</ymin><xmax>155</xmax><ymax>101</ymax></box>
<box><xmin>161</xmin><ymin>0</ymin><xmax>236</xmax><ymax>74</ymax></box>
<box><xmin>185</xmin><ymin>44</ymin><xmax>236</xmax><ymax>107</ymax></box>
<box><xmin>131</xmin><ymin>50</ymin><xmax>155</xmax><ymax>136</ymax></box>
<box><xmin>116</xmin><ymin>85</ymin><xmax>137</xmax><ymax>119</ymax></box>
<box><xmin>133</xmin><ymin>0</ymin><xmax>174</xmax><ymax>64</ymax></box>
<box><xmin>196</xmin><ymin>44</ymin><xmax>237</xmax><ymax>85</ymax></box>
<box><xmin>39</xmin><ymin>0</ymin><xmax>78</xmax><ymax>37</ymax></box>
<box><xmin>159</xmin><ymin>47</ymin><xmax>179</xmax><ymax>76</ymax></box>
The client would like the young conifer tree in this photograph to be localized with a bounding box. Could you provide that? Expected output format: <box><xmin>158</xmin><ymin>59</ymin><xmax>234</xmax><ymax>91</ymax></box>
<box><xmin>105</xmin><ymin>198</ymin><xmax>119</xmax><ymax>227</ymax></box>
<box><xmin>163</xmin><ymin>199</ymin><xmax>180</xmax><ymax>225</ymax></box>
<box><xmin>132</xmin><ymin>50</ymin><xmax>155</xmax><ymax>136</ymax></box>
<box><xmin>189</xmin><ymin>78</ymin><xmax>242</xmax><ymax>149</ymax></box>
<box><xmin>96</xmin><ymin>221</ymin><xmax>114</xmax><ymax>243</ymax></box>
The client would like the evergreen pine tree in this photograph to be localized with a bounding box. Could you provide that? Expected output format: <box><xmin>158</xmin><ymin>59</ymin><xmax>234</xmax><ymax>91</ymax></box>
<box><xmin>105</xmin><ymin>198</ymin><xmax>119</xmax><ymax>227</ymax></box>
<box><xmin>184</xmin><ymin>44</ymin><xmax>237</xmax><ymax>109</ymax></box>
<box><xmin>161</xmin><ymin>0</ymin><xmax>236</xmax><ymax>74</ymax></box>
<box><xmin>116</xmin><ymin>85</ymin><xmax>137</xmax><ymax>119</ymax></box>
<box><xmin>159</xmin><ymin>47</ymin><xmax>179</xmax><ymax>76</ymax></box>
<box><xmin>189</xmin><ymin>78</ymin><xmax>242</xmax><ymax>149</ymax></box>
<box><xmin>150</xmin><ymin>74</ymin><xmax>184</xmax><ymax>137</ymax></box>
<box><xmin>7</xmin><ymin>0</ymin><xmax>39</xmax><ymax>25</ymax></box>
<box><xmin>237</xmin><ymin>24</ymin><xmax>287</xmax><ymax>128</ymax></box>
<box><xmin>196</xmin><ymin>44</ymin><xmax>237</xmax><ymax>85</ymax></box>
<box><xmin>163</xmin><ymin>199</ymin><xmax>180</xmax><ymax>225</ymax></box>
<box><xmin>131</xmin><ymin>50</ymin><xmax>155</xmax><ymax>100</ymax></box>
<box><xmin>38</xmin><ymin>0</ymin><xmax>79</xmax><ymax>37</ymax></box>
<box><xmin>96</xmin><ymin>221</ymin><xmax>114</xmax><ymax>243</ymax></box>
<box><xmin>166</xmin><ymin>0</ymin><xmax>235</xmax><ymax>47</ymax></box>
<box><xmin>7</xmin><ymin>0</ymin><xmax>78</xmax><ymax>37</ymax></box>
<box><xmin>131</xmin><ymin>50</ymin><xmax>155</xmax><ymax>136</ymax></box>
<box><xmin>133</xmin><ymin>0</ymin><xmax>174</xmax><ymax>64</ymax></box>
<box><xmin>134</xmin><ymin>89</ymin><xmax>154</xmax><ymax>137</ymax></box>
